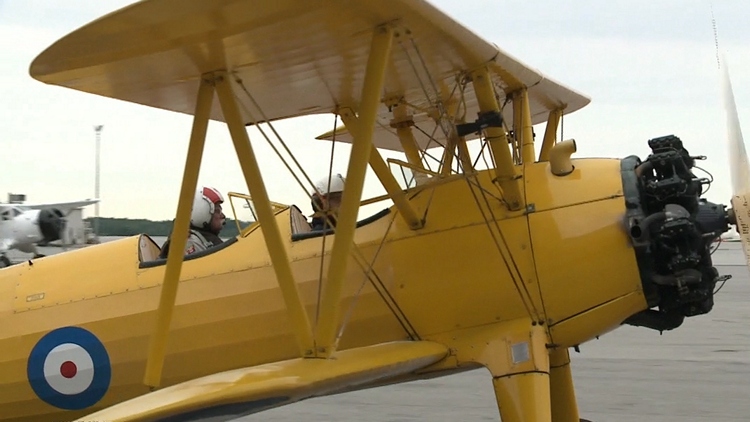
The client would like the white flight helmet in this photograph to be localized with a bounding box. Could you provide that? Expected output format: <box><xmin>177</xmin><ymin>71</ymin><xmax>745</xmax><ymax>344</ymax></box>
<box><xmin>191</xmin><ymin>186</ymin><xmax>224</xmax><ymax>228</ymax></box>
<box><xmin>312</xmin><ymin>173</ymin><xmax>346</xmax><ymax>196</ymax></box>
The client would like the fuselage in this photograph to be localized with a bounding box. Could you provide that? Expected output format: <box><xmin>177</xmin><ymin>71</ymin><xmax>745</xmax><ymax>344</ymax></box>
<box><xmin>0</xmin><ymin>159</ymin><xmax>647</xmax><ymax>422</ymax></box>
<box><xmin>0</xmin><ymin>207</ymin><xmax>65</xmax><ymax>255</ymax></box>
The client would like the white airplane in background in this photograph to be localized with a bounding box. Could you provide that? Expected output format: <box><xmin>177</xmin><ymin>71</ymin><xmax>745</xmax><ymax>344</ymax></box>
<box><xmin>0</xmin><ymin>199</ymin><xmax>98</xmax><ymax>266</ymax></box>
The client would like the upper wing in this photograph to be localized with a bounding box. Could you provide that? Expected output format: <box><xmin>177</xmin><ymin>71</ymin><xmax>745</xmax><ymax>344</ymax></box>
<box><xmin>29</xmin><ymin>0</ymin><xmax>589</xmax><ymax>151</ymax></box>
<box><xmin>80</xmin><ymin>341</ymin><xmax>448</xmax><ymax>421</ymax></box>
<box><xmin>26</xmin><ymin>199</ymin><xmax>98</xmax><ymax>215</ymax></box>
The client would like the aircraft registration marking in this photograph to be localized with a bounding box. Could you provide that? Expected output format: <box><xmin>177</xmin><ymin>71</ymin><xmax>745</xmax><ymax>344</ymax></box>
<box><xmin>26</xmin><ymin>326</ymin><xmax>111</xmax><ymax>410</ymax></box>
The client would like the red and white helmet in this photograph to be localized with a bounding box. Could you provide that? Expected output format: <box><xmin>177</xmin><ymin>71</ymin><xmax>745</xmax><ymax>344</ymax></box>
<box><xmin>191</xmin><ymin>186</ymin><xmax>224</xmax><ymax>228</ymax></box>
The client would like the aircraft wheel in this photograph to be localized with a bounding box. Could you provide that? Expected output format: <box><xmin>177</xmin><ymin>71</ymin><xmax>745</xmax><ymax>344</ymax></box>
<box><xmin>0</xmin><ymin>255</ymin><xmax>11</xmax><ymax>268</ymax></box>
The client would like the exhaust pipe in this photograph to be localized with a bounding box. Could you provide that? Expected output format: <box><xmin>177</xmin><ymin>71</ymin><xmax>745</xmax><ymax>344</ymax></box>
<box><xmin>549</xmin><ymin>139</ymin><xmax>577</xmax><ymax>176</ymax></box>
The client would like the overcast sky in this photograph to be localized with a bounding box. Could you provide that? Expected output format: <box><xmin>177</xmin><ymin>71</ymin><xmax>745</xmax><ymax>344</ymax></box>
<box><xmin>1</xmin><ymin>1</ymin><xmax>748</xmax><ymax>220</ymax></box>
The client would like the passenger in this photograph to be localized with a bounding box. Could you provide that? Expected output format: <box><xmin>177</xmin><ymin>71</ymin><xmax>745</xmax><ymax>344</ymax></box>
<box><xmin>310</xmin><ymin>173</ymin><xmax>346</xmax><ymax>231</ymax></box>
<box><xmin>160</xmin><ymin>186</ymin><xmax>226</xmax><ymax>258</ymax></box>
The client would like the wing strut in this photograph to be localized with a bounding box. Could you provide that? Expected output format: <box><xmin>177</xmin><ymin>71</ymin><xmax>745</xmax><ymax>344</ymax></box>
<box><xmin>214</xmin><ymin>71</ymin><xmax>315</xmax><ymax>357</ymax></box>
<box><xmin>144</xmin><ymin>72</ymin><xmax>318</xmax><ymax>389</ymax></box>
<box><xmin>469</xmin><ymin>67</ymin><xmax>524</xmax><ymax>210</ymax></box>
<box><xmin>514</xmin><ymin>89</ymin><xmax>536</xmax><ymax>164</ymax></box>
<box><xmin>339</xmin><ymin>109</ymin><xmax>423</xmax><ymax>230</ymax></box>
<box><xmin>315</xmin><ymin>25</ymin><xmax>395</xmax><ymax>357</ymax></box>
<box><xmin>144</xmin><ymin>76</ymin><xmax>214</xmax><ymax>388</ymax></box>
<box><xmin>389</xmin><ymin>101</ymin><xmax>431</xmax><ymax>185</ymax></box>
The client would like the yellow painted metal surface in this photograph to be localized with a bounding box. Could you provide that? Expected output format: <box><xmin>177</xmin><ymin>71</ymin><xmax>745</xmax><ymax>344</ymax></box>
<box><xmin>216</xmin><ymin>72</ymin><xmax>314</xmax><ymax>359</ymax></box>
<box><xmin>10</xmin><ymin>237</ymin><xmax>141</xmax><ymax>313</ymax></box>
<box><xmin>493</xmin><ymin>373</ymin><xmax>551</xmax><ymax>422</ymax></box>
<box><xmin>144</xmin><ymin>75</ymin><xmax>213</xmax><ymax>388</ymax></box>
<box><xmin>539</xmin><ymin>109</ymin><xmax>562</xmax><ymax>162</ymax></box>
<box><xmin>0</xmin><ymin>154</ymin><xmax>652</xmax><ymax>422</ymax></box>
<box><xmin>529</xmin><ymin>197</ymin><xmax>643</xmax><ymax>324</ymax></box>
<box><xmin>316</xmin><ymin>26</ymin><xmax>394</xmax><ymax>356</ymax></box>
<box><xmin>0</xmin><ymin>0</ymin><xmax>672</xmax><ymax>420</ymax></box>
<box><xmin>0</xmin><ymin>208</ymin><xmax>409</xmax><ymax>422</ymax></box>
<box><xmin>30</xmin><ymin>0</ymin><xmax>589</xmax><ymax>153</ymax></box>
<box><xmin>549</xmin><ymin>348</ymin><xmax>580</xmax><ymax>422</ymax></box>
<box><xmin>427</xmin><ymin>319</ymin><xmax>549</xmax><ymax>377</ymax></box>
<box><xmin>0</xmin><ymin>163</ymin><xmax>649</xmax><ymax>420</ymax></box>
<box><xmin>426</xmin><ymin>320</ymin><xmax>554</xmax><ymax>422</ymax></box>
<box><xmin>550</xmin><ymin>292</ymin><xmax>647</xmax><ymax>348</ymax></box>
<box><xmin>524</xmin><ymin>158</ymin><xmax>625</xmax><ymax>212</ymax></box>
<box><xmin>526</xmin><ymin>159</ymin><xmax>645</xmax><ymax>346</ymax></box>
<box><xmin>81</xmin><ymin>341</ymin><xmax>448</xmax><ymax>421</ymax></box>
<box><xmin>470</xmin><ymin>66</ymin><xmax>523</xmax><ymax>210</ymax></box>
<box><xmin>389</xmin><ymin>172</ymin><xmax>544</xmax><ymax>332</ymax></box>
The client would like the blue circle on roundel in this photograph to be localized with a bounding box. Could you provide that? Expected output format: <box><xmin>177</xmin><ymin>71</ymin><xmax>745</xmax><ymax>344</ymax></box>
<box><xmin>27</xmin><ymin>326</ymin><xmax>111</xmax><ymax>410</ymax></box>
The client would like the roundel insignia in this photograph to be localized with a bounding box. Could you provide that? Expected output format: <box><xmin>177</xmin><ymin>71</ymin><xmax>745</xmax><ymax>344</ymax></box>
<box><xmin>27</xmin><ymin>326</ymin><xmax>111</xmax><ymax>410</ymax></box>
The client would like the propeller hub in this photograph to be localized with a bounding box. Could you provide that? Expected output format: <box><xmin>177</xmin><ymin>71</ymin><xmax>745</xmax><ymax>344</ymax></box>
<box><xmin>38</xmin><ymin>208</ymin><xmax>66</xmax><ymax>243</ymax></box>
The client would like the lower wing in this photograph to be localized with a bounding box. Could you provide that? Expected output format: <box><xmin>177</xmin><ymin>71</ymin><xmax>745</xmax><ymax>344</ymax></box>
<box><xmin>81</xmin><ymin>341</ymin><xmax>448</xmax><ymax>421</ymax></box>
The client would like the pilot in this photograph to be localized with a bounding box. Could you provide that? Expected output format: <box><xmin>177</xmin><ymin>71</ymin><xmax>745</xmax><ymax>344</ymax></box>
<box><xmin>310</xmin><ymin>173</ymin><xmax>346</xmax><ymax>231</ymax></box>
<box><xmin>160</xmin><ymin>186</ymin><xmax>226</xmax><ymax>258</ymax></box>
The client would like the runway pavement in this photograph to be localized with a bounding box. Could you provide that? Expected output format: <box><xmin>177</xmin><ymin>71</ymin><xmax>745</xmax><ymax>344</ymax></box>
<box><xmin>238</xmin><ymin>242</ymin><xmax>750</xmax><ymax>421</ymax></box>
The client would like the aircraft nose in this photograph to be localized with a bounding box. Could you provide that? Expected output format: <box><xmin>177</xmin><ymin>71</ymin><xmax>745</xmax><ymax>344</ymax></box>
<box><xmin>38</xmin><ymin>208</ymin><xmax>66</xmax><ymax>242</ymax></box>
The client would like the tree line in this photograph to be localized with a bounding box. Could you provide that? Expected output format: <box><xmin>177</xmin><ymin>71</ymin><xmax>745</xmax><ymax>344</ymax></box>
<box><xmin>85</xmin><ymin>217</ymin><xmax>251</xmax><ymax>238</ymax></box>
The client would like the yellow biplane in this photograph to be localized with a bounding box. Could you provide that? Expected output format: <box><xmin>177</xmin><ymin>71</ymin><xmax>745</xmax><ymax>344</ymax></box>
<box><xmin>1</xmin><ymin>1</ymin><xmax>747</xmax><ymax>421</ymax></box>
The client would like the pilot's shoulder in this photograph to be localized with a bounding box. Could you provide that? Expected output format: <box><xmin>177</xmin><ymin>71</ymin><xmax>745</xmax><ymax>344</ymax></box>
<box><xmin>185</xmin><ymin>231</ymin><xmax>209</xmax><ymax>254</ymax></box>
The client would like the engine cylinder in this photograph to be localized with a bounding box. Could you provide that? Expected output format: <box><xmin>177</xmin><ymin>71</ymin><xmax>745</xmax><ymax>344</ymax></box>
<box><xmin>622</xmin><ymin>135</ymin><xmax>730</xmax><ymax>331</ymax></box>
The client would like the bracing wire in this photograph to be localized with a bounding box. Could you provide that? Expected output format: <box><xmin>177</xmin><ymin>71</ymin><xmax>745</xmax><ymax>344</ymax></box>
<box><xmin>313</xmin><ymin>113</ymin><xmax>341</xmax><ymax>327</ymax></box>
<box><xmin>464</xmin><ymin>176</ymin><xmax>540</xmax><ymax>320</ymax></box>
<box><xmin>335</xmin><ymin>214</ymin><xmax>420</xmax><ymax>345</ymax></box>
<box><xmin>466</xmin><ymin>176</ymin><xmax>539</xmax><ymax>319</ymax></box>
<box><xmin>233</xmin><ymin>77</ymin><xmax>318</xmax><ymax>196</ymax></box>
<box><xmin>397</xmin><ymin>35</ymin><xmax>467</xmax><ymax>177</ymax></box>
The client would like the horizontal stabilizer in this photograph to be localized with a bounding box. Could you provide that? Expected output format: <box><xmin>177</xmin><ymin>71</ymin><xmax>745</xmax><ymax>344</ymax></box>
<box><xmin>80</xmin><ymin>341</ymin><xmax>448</xmax><ymax>421</ymax></box>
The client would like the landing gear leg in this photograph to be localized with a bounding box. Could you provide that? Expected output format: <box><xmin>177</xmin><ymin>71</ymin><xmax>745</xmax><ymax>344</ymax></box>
<box><xmin>493</xmin><ymin>371</ymin><xmax>552</xmax><ymax>421</ymax></box>
<box><xmin>488</xmin><ymin>320</ymin><xmax>552</xmax><ymax>421</ymax></box>
<box><xmin>549</xmin><ymin>348</ymin><xmax>581</xmax><ymax>422</ymax></box>
<box><xmin>431</xmin><ymin>319</ymin><xmax>552</xmax><ymax>421</ymax></box>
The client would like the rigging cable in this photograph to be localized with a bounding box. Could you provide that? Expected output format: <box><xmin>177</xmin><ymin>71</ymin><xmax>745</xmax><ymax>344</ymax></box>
<box><xmin>233</xmin><ymin>77</ymin><xmax>318</xmax><ymax>196</ymax></box>
<box><xmin>335</xmin><ymin>213</ymin><xmax>421</xmax><ymax>345</ymax></box>
<box><xmin>464</xmin><ymin>175</ymin><xmax>541</xmax><ymax>320</ymax></box>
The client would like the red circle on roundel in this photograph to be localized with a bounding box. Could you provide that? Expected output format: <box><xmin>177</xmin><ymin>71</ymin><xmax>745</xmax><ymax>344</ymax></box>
<box><xmin>60</xmin><ymin>361</ymin><xmax>77</xmax><ymax>379</ymax></box>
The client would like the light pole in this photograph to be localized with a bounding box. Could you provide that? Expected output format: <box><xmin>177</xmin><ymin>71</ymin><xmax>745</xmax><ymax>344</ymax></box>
<box><xmin>94</xmin><ymin>125</ymin><xmax>103</xmax><ymax>242</ymax></box>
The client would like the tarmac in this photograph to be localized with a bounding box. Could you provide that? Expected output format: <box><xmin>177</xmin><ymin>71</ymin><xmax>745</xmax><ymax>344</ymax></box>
<box><xmin>238</xmin><ymin>242</ymin><xmax>750</xmax><ymax>421</ymax></box>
